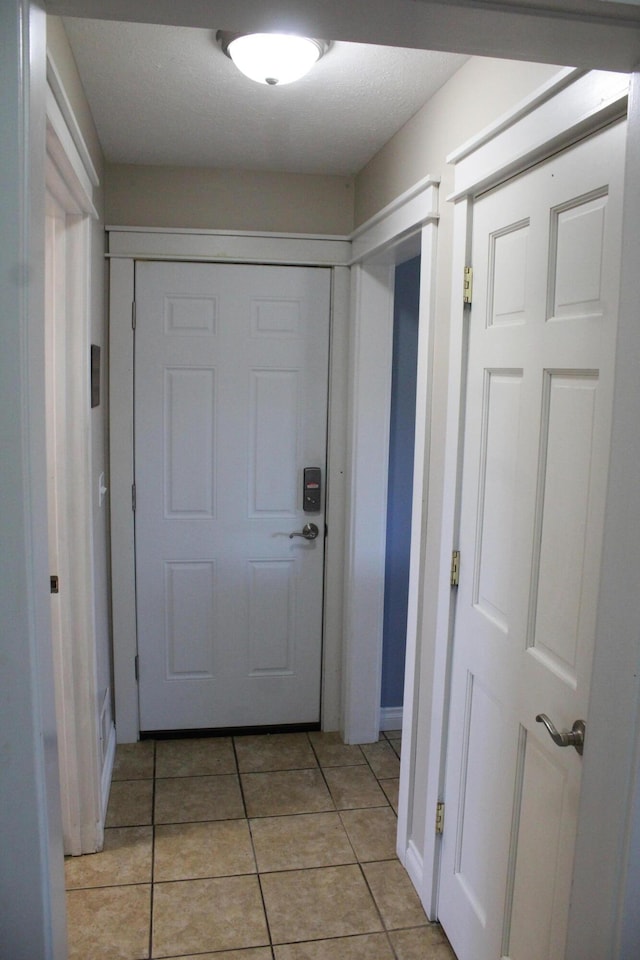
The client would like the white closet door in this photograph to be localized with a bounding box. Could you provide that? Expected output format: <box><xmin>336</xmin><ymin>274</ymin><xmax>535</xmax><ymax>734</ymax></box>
<box><xmin>439</xmin><ymin>122</ymin><xmax>625</xmax><ymax>960</ymax></box>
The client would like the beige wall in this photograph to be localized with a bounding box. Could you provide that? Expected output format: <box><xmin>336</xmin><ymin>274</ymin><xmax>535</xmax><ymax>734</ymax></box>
<box><xmin>105</xmin><ymin>164</ymin><xmax>355</xmax><ymax>234</ymax></box>
<box><xmin>354</xmin><ymin>55</ymin><xmax>562</xmax><ymax>857</ymax></box>
<box><xmin>355</xmin><ymin>56</ymin><xmax>559</xmax><ymax>226</ymax></box>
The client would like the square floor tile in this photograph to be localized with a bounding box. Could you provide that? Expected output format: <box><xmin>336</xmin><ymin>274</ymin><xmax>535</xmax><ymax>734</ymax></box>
<box><xmin>260</xmin><ymin>864</ymin><xmax>383</xmax><ymax>943</ymax></box>
<box><xmin>66</xmin><ymin>884</ymin><xmax>151</xmax><ymax>960</ymax></box>
<box><xmin>308</xmin><ymin>732</ymin><xmax>366</xmax><ymax>767</ymax></box>
<box><xmin>106</xmin><ymin>779</ymin><xmax>153</xmax><ymax>827</ymax></box>
<box><xmin>241</xmin><ymin>769</ymin><xmax>334</xmax><ymax>818</ymax></box>
<box><xmin>234</xmin><ymin>732</ymin><xmax>317</xmax><ymax>772</ymax></box>
<box><xmin>155</xmin><ymin>737</ymin><xmax>236</xmax><ymax>777</ymax></box>
<box><xmin>323</xmin><ymin>765</ymin><xmax>386</xmax><ymax>809</ymax></box>
<box><xmin>379</xmin><ymin>778</ymin><xmax>399</xmax><ymax>813</ymax></box>
<box><xmin>362</xmin><ymin>860</ymin><xmax>428</xmax><ymax>930</ymax></box>
<box><xmin>250</xmin><ymin>812</ymin><xmax>355</xmax><ymax>872</ymax></box>
<box><xmin>112</xmin><ymin>741</ymin><xmax>155</xmax><ymax>781</ymax></box>
<box><xmin>339</xmin><ymin>807</ymin><xmax>398</xmax><ymax>862</ymax></box>
<box><xmin>152</xmin><ymin>875</ymin><xmax>268</xmax><ymax>957</ymax></box>
<box><xmin>154</xmin><ymin>774</ymin><xmax>244</xmax><ymax>824</ymax></box>
<box><xmin>389</xmin><ymin>925</ymin><xmax>457</xmax><ymax>959</ymax></box>
<box><xmin>65</xmin><ymin>826</ymin><xmax>153</xmax><ymax>889</ymax></box>
<box><xmin>274</xmin><ymin>933</ymin><xmax>395</xmax><ymax>959</ymax></box>
<box><xmin>361</xmin><ymin>741</ymin><xmax>401</xmax><ymax>779</ymax></box>
<box><xmin>154</xmin><ymin>819</ymin><xmax>255</xmax><ymax>881</ymax></box>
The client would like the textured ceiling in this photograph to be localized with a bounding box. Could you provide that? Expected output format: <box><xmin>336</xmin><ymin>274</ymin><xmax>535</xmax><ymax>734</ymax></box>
<box><xmin>62</xmin><ymin>18</ymin><xmax>467</xmax><ymax>176</ymax></box>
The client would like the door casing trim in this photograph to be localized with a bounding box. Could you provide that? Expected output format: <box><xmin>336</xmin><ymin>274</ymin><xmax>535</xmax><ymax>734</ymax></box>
<box><xmin>46</xmin><ymin>78</ymin><xmax>106</xmax><ymax>854</ymax></box>
<box><xmin>109</xmin><ymin>176</ymin><xmax>439</xmax><ymax>744</ymax></box>
<box><xmin>342</xmin><ymin>178</ymin><xmax>440</xmax><ymax>749</ymax></box>
<box><xmin>109</xmin><ymin>244</ymin><xmax>350</xmax><ymax>740</ymax></box>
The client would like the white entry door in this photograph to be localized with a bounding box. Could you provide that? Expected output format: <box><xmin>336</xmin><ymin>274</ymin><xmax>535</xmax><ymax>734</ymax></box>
<box><xmin>134</xmin><ymin>261</ymin><xmax>331</xmax><ymax>731</ymax></box>
<box><xmin>438</xmin><ymin>121</ymin><xmax>625</xmax><ymax>960</ymax></box>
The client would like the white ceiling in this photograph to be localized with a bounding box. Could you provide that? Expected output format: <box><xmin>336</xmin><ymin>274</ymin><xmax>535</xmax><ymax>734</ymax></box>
<box><xmin>62</xmin><ymin>18</ymin><xmax>467</xmax><ymax>176</ymax></box>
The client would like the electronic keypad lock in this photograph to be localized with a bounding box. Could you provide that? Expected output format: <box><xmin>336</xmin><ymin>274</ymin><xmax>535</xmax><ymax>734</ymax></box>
<box><xmin>303</xmin><ymin>467</ymin><xmax>322</xmax><ymax>512</ymax></box>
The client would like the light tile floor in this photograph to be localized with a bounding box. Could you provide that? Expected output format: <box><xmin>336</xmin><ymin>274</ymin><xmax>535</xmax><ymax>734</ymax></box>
<box><xmin>65</xmin><ymin>730</ymin><xmax>457</xmax><ymax>960</ymax></box>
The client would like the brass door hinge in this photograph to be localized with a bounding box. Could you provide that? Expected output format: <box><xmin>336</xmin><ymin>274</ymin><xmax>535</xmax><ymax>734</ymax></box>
<box><xmin>436</xmin><ymin>801</ymin><xmax>445</xmax><ymax>835</ymax></box>
<box><xmin>450</xmin><ymin>550</ymin><xmax>460</xmax><ymax>587</ymax></box>
<box><xmin>463</xmin><ymin>266</ymin><xmax>473</xmax><ymax>305</ymax></box>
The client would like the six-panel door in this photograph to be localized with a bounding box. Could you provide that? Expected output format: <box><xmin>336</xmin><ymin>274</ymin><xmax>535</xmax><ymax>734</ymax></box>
<box><xmin>438</xmin><ymin>122</ymin><xmax>625</xmax><ymax>960</ymax></box>
<box><xmin>134</xmin><ymin>261</ymin><xmax>331</xmax><ymax>731</ymax></box>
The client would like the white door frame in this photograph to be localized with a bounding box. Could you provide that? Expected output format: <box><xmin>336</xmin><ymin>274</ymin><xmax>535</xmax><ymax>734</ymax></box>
<box><xmin>108</xmin><ymin>231</ymin><xmax>351</xmax><ymax>741</ymax></box>
<box><xmin>342</xmin><ymin>176</ymin><xmax>439</xmax><ymax>745</ymax></box>
<box><xmin>404</xmin><ymin>68</ymin><xmax>634</xmax><ymax>951</ymax></box>
<box><xmin>108</xmin><ymin>177</ymin><xmax>438</xmax><ymax>744</ymax></box>
<box><xmin>45</xmin><ymin>78</ymin><xmax>107</xmax><ymax>852</ymax></box>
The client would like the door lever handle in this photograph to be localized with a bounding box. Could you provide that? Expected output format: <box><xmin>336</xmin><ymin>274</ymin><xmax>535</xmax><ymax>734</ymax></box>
<box><xmin>536</xmin><ymin>714</ymin><xmax>585</xmax><ymax>756</ymax></box>
<box><xmin>289</xmin><ymin>522</ymin><xmax>319</xmax><ymax>541</ymax></box>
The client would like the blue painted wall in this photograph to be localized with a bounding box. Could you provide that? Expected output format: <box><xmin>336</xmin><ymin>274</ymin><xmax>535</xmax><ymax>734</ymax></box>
<box><xmin>381</xmin><ymin>255</ymin><xmax>420</xmax><ymax>709</ymax></box>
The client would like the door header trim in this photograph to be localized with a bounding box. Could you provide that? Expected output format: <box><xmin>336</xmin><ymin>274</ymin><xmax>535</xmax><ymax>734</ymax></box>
<box><xmin>107</xmin><ymin>228</ymin><xmax>351</xmax><ymax>266</ymax></box>
<box><xmin>448</xmin><ymin>68</ymin><xmax>629</xmax><ymax>201</ymax></box>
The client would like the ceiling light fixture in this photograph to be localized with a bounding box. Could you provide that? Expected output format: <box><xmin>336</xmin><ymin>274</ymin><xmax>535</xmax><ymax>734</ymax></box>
<box><xmin>217</xmin><ymin>31</ymin><xmax>329</xmax><ymax>86</ymax></box>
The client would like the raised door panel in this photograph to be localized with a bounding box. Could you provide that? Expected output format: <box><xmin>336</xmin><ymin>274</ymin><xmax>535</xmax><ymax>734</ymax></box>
<box><xmin>249</xmin><ymin>370</ymin><xmax>299</xmax><ymax>517</ymax></box>
<box><xmin>164</xmin><ymin>368</ymin><xmax>216</xmax><ymax>518</ymax></box>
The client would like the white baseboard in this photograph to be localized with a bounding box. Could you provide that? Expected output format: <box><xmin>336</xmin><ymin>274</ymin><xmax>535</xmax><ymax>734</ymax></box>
<box><xmin>403</xmin><ymin>837</ymin><xmax>438</xmax><ymax>921</ymax></box>
<box><xmin>404</xmin><ymin>838</ymin><xmax>424</xmax><ymax>891</ymax></box>
<box><xmin>101</xmin><ymin>721</ymin><xmax>116</xmax><ymax>822</ymax></box>
<box><xmin>380</xmin><ymin>706</ymin><xmax>403</xmax><ymax>731</ymax></box>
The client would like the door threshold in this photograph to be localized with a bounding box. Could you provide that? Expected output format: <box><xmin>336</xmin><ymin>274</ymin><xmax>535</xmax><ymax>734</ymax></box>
<box><xmin>140</xmin><ymin>721</ymin><xmax>322</xmax><ymax>740</ymax></box>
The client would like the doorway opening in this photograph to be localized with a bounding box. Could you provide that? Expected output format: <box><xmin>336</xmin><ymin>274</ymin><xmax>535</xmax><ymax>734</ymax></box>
<box><xmin>381</xmin><ymin>255</ymin><xmax>421</xmax><ymax>730</ymax></box>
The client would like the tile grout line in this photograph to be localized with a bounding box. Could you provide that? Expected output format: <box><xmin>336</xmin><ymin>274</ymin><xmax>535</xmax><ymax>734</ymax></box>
<box><xmin>231</xmin><ymin>735</ymin><xmax>250</xmax><ymax>820</ymax></box>
<box><xmin>71</xmin><ymin>731</ymin><xmax>433</xmax><ymax>960</ymax></box>
<box><xmin>313</xmin><ymin>730</ymin><xmax>403</xmax><ymax>959</ymax></box>
<box><xmin>149</xmin><ymin>738</ymin><xmax>157</xmax><ymax>960</ymax></box>
<box><xmin>232</xmin><ymin>736</ymin><xmax>275</xmax><ymax>956</ymax></box>
<box><xmin>305</xmin><ymin>731</ymin><xmax>340</xmax><ymax>813</ymax></box>
<box><xmin>303</xmin><ymin>733</ymin><xmax>367</xmax><ymax>867</ymax></box>
<box><xmin>355</xmin><ymin>857</ymin><xmax>397</xmax><ymax>956</ymax></box>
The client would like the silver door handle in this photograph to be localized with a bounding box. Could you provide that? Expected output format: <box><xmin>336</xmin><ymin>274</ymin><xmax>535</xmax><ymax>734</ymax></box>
<box><xmin>289</xmin><ymin>522</ymin><xmax>319</xmax><ymax>541</ymax></box>
<box><xmin>536</xmin><ymin>714</ymin><xmax>585</xmax><ymax>756</ymax></box>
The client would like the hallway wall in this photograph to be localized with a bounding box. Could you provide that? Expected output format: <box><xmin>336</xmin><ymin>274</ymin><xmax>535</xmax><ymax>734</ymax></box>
<box><xmin>105</xmin><ymin>163</ymin><xmax>355</xmax><ymax>234</ymax></box>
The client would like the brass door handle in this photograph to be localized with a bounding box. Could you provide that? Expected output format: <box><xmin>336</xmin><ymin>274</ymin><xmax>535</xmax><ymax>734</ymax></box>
<box><xmin>536</xmin><ymin>714</ymin><xmax>585</xmax><ymax>756</ymax></box>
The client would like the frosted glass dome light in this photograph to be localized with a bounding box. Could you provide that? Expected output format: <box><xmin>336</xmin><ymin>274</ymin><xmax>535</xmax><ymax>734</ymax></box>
<box><xmin>217</xmin><ymin>32</ymin><xmax>329</xmax><ymax>86</ymax></box>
